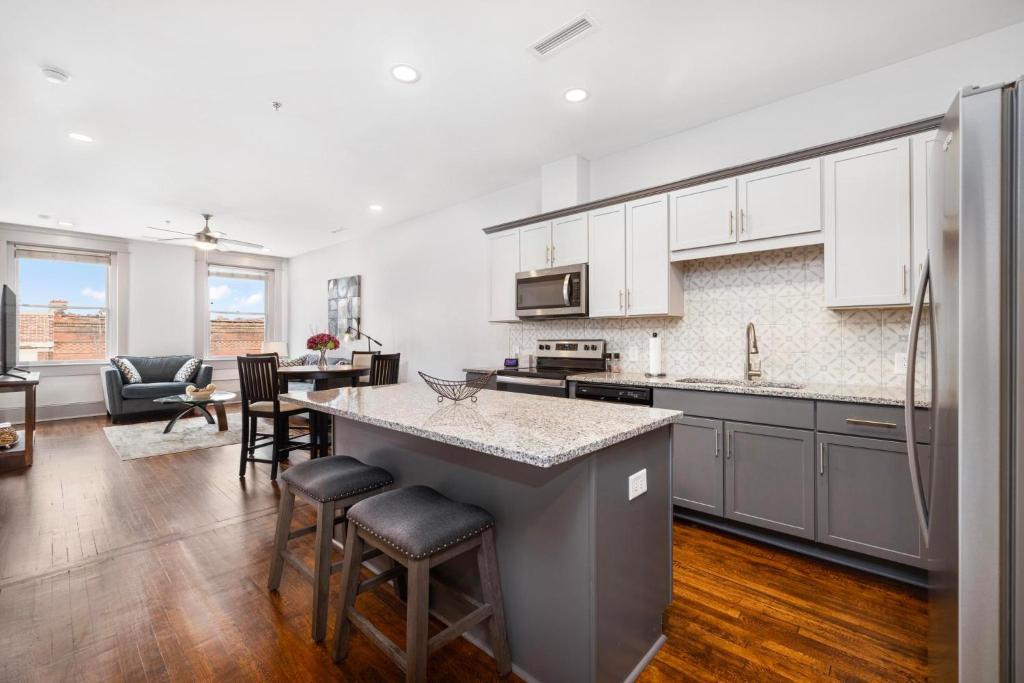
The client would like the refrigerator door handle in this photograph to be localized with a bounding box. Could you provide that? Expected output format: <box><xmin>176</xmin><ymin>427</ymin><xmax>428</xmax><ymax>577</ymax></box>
<box><xmin>905</xmin><ymin>253</ymin><xmax>931</xmax><ymax>546</ymax></box>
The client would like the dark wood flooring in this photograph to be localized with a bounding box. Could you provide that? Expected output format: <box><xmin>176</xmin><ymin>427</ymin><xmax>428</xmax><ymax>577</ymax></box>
<box><xmin>0</xmin><ymin>413</ymin><xmax>927</xmax><ymax>682</ymax></box>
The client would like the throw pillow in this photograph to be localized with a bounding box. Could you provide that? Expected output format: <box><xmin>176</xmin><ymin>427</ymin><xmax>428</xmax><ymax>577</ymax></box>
<box><xmin>280</xmin><ymin>356</ymin><xmax>306</xmax><ymax>367</ymax></box>
<box><xmin>173</xmin><ymin>357</ymin><xmax>201</xmax><ymax>382</ymax></box>
<box><xmin>111</xmin><ymin>357</ymin><xmax>142</xmax><ymax>384</ymax></box>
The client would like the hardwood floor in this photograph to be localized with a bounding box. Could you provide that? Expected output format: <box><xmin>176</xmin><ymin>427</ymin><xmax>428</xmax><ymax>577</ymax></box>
<box><xmin>0</xmin><ymin>414</ymin><xmax>927</xmax><ymax>682</ymax></box>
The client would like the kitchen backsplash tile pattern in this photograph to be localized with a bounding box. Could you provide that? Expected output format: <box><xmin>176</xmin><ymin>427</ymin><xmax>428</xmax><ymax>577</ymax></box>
<box><xmin>509</xmin><ymin>245</ymin><xmax>931</xmax><ymax>392</ymax></box>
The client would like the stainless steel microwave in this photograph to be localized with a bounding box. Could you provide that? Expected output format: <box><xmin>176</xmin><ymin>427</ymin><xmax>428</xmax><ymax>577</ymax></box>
<box><xmin>515</xmin><ymin>263</ymin><xmax>588</xmax><ymax>318</ymax></box>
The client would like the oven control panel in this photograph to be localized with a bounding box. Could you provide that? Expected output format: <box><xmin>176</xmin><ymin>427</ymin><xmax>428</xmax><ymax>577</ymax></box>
<box><xmin>536</xmin><ymin>339</ymin><xmax>606</xmax><ymax>359</ymax></box>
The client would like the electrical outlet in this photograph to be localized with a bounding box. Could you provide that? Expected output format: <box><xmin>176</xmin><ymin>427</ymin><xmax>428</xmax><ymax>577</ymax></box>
<box><xmin>893</xmin><ymin>352</ymin><xmax>908</xmax><ymax>374</ymax></box>
<box><xmin>628</xmin><ymin>469</ymin><xmax>647</xmax><ymax>501</ymax></box>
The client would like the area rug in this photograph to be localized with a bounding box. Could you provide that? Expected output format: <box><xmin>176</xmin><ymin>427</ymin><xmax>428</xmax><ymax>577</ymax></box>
<box><xmin>104</xmin><ymin>413</ymin><xmax>246</xmax><ymax>461</ymax></box>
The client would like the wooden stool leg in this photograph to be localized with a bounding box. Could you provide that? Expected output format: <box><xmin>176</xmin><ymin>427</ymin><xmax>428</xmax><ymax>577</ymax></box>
<box><xmin>238</xmin><ymin>410</ymin><xmax>250</xmax><ymax>477</ymax></box>
<box><xmin>267</xmin><ymin>484</ymin><xmax>295</xmax><ymax>591</ymax></box>
<box><xmin>312</xmin><ymin>501</ymin><xmax>335</xmax><ymax>642</ymax></box>
<box><xmin>248</xmin><ymin>415</ymin><xmax>257</xmax><ymax>455</ymax></box>
<box><xmin>478</xmin><ymin>529</ymin><xmax>512</xmax><ymax>676</ymax></box>
<box><xmin>406</xmin><ymin>559</ymin><xmax>430</xmax><ymax>683</ymax></box>
<box><xmin>332</xmin><ymin>524</ymin><xmax>365</xmax><ymax>662</ymax></box>
<box><xmin>270</xmin><ymin>416</ymin><xmax>282</xmax><ymax>481</ymax></box>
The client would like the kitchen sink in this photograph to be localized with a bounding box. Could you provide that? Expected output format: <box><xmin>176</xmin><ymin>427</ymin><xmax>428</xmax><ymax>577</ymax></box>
<box><xmin>674</xmin><ymin>377</ymin><xmax>805</xmax><ymax>390</ymax></box>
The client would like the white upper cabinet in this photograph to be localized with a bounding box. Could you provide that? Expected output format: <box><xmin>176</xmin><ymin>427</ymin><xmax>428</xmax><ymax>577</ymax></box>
<box><xmin>519</xmin><ymin>221</ymin><xmax>551</xmax><ymax>271</ymax></box>
<box><xmin>669</xmin><ymin>179</ymin><xmax>737</xmax><ymax>251</ymax></box>
<box><xmin>551</xmin><ymin>213</ymin><xmax>588</xmax><ymax>266</ymax></box>
<box><xmin>587</xmin><ymin>204</ymin><xmax>627</xmax><ymax>318</ymax></box>
<box><xmin>911</xmin><ymin>130</ymin><xmax>938</xmax><ymax>300</ymax></box>
<box><xmin>824</xmin><ymin>137</ymin><xmax>912</xmax><ymax>307</ymax></box>
<box><xmin>627</xmin><ymin>194</ymin><xmax>681</xmax><ymax>317</ymax></box>
<box><xmin>736</xmin><ymin>158</ymin><xmax>822</xmax><ymax>242</ymax></box>
<box><xmin>487</xmin><ymin>229</ymin><xmax>520</xmax><ymax>322</ymax></box>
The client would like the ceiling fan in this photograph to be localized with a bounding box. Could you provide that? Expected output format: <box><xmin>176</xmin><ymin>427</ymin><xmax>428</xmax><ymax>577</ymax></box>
<box><xmin>146</xmin><ymin>214</ymin><xmax>268</xmax><ymax>252</ymax></box>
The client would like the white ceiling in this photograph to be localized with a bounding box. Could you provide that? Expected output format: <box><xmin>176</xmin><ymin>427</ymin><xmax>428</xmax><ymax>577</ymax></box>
<box><xmin>2</xmin><ymin>0</ymin><xmax>1023</xmax><ymax>256</ymax></box>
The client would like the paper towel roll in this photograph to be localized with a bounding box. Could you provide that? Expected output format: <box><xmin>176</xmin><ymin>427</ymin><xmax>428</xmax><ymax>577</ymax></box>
<box><xmin>648</xmin><ymin>333</ymin><xmax>662</xmax><ymax>376</ymax></box>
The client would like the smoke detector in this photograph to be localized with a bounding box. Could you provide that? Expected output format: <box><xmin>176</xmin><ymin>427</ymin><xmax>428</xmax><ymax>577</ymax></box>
<box><xmin>529</xmin><ymin>14</ymin><xmax>596</xmax><ymax>58</ymax></box>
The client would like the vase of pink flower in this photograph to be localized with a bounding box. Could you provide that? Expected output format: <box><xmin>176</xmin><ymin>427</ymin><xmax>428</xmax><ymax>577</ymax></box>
<box><xmin>307</xmin><ymin>332</ymin><xmax>340</xmax><ymax>370</ymax></box>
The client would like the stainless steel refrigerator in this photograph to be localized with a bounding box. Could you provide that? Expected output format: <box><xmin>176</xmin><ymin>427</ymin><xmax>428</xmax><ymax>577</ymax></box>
<box><xmin>904</xmin><ymin>79</ymin><xmax>1022</xmax><ymax>681</ymax></box>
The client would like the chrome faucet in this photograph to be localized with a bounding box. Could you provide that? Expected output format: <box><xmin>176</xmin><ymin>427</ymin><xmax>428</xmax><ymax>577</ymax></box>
<box><xmin>745</xmin><ymin>322</ymin><xmax>762</xmax><ymax>381</ymax></box>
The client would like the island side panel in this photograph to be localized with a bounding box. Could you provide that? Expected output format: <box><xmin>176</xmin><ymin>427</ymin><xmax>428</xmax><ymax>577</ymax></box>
<box><xmin>592</xmin><ymin>425</ymin><xmax>672</xmax><ymax>683</ymax></box>
<box><xmin>333</xmin><ymin>416</ymin><xmax>596</xmax><ymax>683</ymax></box>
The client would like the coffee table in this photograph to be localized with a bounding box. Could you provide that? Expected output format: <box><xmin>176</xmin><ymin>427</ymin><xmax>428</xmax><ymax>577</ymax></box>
<box><xmin>153</xmin><ymin>391</ymin><xmax>236</xmax><ymax>434</ymax></box>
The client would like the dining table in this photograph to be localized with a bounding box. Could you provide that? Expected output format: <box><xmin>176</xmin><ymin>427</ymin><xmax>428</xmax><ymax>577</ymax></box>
<box><xmin>277</xmin><ymin>364</ymin><xmax>369</xmax><ymax>457</ymax></box>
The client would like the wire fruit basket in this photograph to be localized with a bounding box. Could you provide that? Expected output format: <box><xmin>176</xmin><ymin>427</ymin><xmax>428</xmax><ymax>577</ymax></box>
<box><xmin>418</xmin><ymin>371</ymin><xmax>494</xmax><ymax>403</ymax></box>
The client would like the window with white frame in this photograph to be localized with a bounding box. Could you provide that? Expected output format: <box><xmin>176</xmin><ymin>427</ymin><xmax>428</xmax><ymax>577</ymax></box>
<box><xmin>14</xmin><ymin>245</ymin><xmax>115</xmax><ymax>362</ymax></box>
<box><xmin>206</xmin><ymin>264</ymin><xmax>269</xmax><ymax>357</ymax></box>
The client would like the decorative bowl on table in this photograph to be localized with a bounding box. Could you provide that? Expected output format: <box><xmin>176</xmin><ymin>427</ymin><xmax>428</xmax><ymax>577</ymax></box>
<box><xmin>418</xmin><ymin>371</ymin><xmax>494</xmax><ymax>403</ymax></box>
<box><xmin>0</xmin><ymin>422</ymin><xmax>18</xmax><ymax>449</ymax></box>
<box><xmin>185</xmin><ymin>383</ymin><xmax>218</xmax><ymax>401</ymax></box>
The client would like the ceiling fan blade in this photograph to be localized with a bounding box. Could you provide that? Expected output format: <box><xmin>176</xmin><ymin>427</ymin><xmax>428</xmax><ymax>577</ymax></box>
<box><xmin>146</xmin><ymin>225</ymin><xmax>193</xmax><ymax>236</ymax></box>
<box><xmin>157</xmin><ymin>237</ymin><xmax>195</xmax><ymax>242</ymax></box>
<box><xmin>218</xmin><ymin>238</ymin><xmax>266</xmax><ymax>250</ymax></box>
<box><xmin>208</xmin><ymin>231</ymin><xmax>226</xmax><ymax>238</ymax></box>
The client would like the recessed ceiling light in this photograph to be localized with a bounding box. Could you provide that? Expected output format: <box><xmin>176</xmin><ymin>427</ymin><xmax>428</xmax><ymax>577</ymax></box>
<box><xmin>41</xmin><ymin>66</ymin><xmax>69</xmax><ymax>84</ymax></box>
<box><xmin>37</xmin><ymin>214</ymin><xmax>51</xmax><ymax>220</ymax></box>
<box><xmin>57</xmin><ymin>221</ymin><xmax>74</xmax><ymax>228</ymax></box>
<box><xmin>563</xmin><ymin>88</ymin><xmax>589</xmax><ymax>103</ymax></box>
<box><xmin>368</xmin><ymin>204</ymin><xmax>383</xmax><ymax>213</ymax></box>
<box><xmin>391</xmin><ymin>65</ymin><xmax>420</xmax><ymax>83</ymax></box>
<box><xmin>68</xmin><ymin>132</ymin><xmax>94</xmax><ymax>143</ymax></box>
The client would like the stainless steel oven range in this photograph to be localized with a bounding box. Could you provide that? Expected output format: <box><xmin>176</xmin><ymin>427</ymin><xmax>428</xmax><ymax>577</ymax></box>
<box><xmin>495</xmin><ymin>339</ymin><xmax>605</xmax><ymax>397</ymax></box>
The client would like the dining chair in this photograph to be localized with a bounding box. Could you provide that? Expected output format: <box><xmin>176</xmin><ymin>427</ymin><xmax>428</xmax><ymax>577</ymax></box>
<box><xmin>237</xmin><ymin>354</ymin><xmax>316</xmax><ymax>480</ymax></box>
<box><xmin>350</xmin><ymin>350</ymin><xmax>379</xmax><ymax>385</ymax></box>
<box><xmin>368</xmin><ymin>353</ymin><xmax>401</xmax><ymax>386</ymax></box>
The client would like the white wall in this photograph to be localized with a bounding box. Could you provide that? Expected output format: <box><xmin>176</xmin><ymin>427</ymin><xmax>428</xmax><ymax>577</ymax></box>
<box><xmin>288</xmin><ymin>23</ymin><xmax>1024</xmax><ymax>380</ymax></box>
<box><xmin>289</xmin><ymin>179</ymin><xmax>539</xmax><ymax>378</ymax></box>
<box><xmin>589</xmin><ymin>22</ymin><xmax>1024</xmax><ymax>200</ymax></box>
<box><xmin>129</xmin><ymin>240</ymin><xmax>196</xmax><ymax>356</ymax></box>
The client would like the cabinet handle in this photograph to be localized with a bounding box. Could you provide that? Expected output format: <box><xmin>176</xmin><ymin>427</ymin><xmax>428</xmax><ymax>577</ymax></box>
<box><xmin>845</xmin><ymin>418</ymin><xmax>898</xmax><ymax>429</ymax></box>
<box><xmin>903</xmin><ymin>264</ymin><xmax>908</xmax><ymax>296</ymax></box>
<box><xmin>715</xmin><ymin>429</ymin><xmax>720</xmax><ymax>458</ymax></box>
<box><xmin>728</xmin><ymin>210</ymin><xmax>734</xmax><ymax>236</ymax></box>
<box><xmin>619</xmin><ymin>289</ymin><xmax>624</xmax><ymax>312</ymax></box>
<box><xmin>625</xmin><ymin>289</ymin><xmax>630</xmax><ymax>312</ymax></box>
<box><xmin>551</xmin><ymin>244</ymin><xmax>556</xmax><ymax>266</ymax></box>
<box><xmin>740</xmin><ymin>209</ymin><xmax>746</xmax><ymax>234</ymax></box>
<box><xmin>545</xmin><ymin>244</ymin><xmax>550</xmax><ymax>266</ymax></box>
<box><xmin>726</xmin><ymin>432</ymin><xmax>732</xmax><ymax>459</ymax></box>
<box><xmin>819</xmin><ymin>443</ymin><xmax>826</xmax><ymax>475</ymax></box>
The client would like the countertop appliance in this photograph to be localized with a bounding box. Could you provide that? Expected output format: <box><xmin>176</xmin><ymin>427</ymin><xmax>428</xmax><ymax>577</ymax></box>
<box><xmin>903</xmin><ymin>80</ymin><xmax>1022</xmax><ymax>680</ymax></box>
<box><xmin>574</xmin><ymin>382</ymin><xmax>653</xmax><ymax>406</ymax></box>
<box><xmin>496</xmin><ymin>339</ymin><xmax>605</xmax><ymax>397</ymax></box>
<box><xmin>516</xmin><ymin>263</ymin><xmax>587</xmax><ymax>318</ymax></box>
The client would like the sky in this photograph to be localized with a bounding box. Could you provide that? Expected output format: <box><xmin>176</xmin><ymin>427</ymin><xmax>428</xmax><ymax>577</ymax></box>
<box><xmin>17</xmin><ymin>258</ymin><xmax>107</xmax><ymax>310</ymax></box>
<box><xmin>208</xmin><ymin>275</ymin><xmax>265</xmax><ymax>317</ymax></box>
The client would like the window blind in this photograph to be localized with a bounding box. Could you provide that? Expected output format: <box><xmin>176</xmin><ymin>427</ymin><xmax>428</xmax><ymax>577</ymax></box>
<box><xmin>208</xmin><ymin>264</ymin><xmax>269</xmax><ymax>281</ymax></box>
<box><xmin>15</xmin><ymin>246</ymin><xmax>112</xmax><ymax>266</ymax></box>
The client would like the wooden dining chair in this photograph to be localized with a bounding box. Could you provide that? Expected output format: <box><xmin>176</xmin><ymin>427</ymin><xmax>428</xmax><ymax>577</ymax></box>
<box><xmin>237</xmin><ymin>354</ymin><xmax>315</xmax><ymax>480</ymax></box>
<box><xmin>350</xmin><ymin>350</ymin><xmax>379</xmax><ymax>385</ymax></box>
<box><xmin>368</xmin><ymin>353</ymin><xmax>400</xmax><ymax>386</ymax></box>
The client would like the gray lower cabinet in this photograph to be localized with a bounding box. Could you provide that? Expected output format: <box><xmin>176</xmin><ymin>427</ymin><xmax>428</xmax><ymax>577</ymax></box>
<box><xmin>816</xmin><ymin>433</ymin><xmax>930</xmax><ymax>567</ymax></box>
<box><xmin>671</xmin><ymin>417</ymin><xmax>723</xmax><ymax>515</ymax></box>
<box><xmin>724</xmin><ymin>422</ymin><xmax>816</xmax><ymax>540</ymax></box>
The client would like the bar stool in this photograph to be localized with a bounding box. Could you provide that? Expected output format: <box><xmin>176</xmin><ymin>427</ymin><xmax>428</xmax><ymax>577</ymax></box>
<box><xmin>332</xmin><ymin>485</ymin><xmax>511</xmax><ymax>682</ymax></box>
<box><xmin>267</xmin><ymin>456</ymin><xmax>394</xmax><ymax>641</ymax></box>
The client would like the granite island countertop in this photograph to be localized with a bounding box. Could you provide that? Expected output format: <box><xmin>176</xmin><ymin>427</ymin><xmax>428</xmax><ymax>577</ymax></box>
<box><xmin>566</xmin><ymin>372</ymin><xmax>929</xmax><ymax>408</ymax></box>
<box><xmin>283</xmin><ymin>382</ymin><xmax>681</xmax><ymax>468</ymax></box>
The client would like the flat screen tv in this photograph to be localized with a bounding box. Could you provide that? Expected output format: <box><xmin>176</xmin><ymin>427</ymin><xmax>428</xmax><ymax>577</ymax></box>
<box><xmin>1</xmin><ymin>285</ymin><xmax>17</xmax><ymax>374</ymax></box>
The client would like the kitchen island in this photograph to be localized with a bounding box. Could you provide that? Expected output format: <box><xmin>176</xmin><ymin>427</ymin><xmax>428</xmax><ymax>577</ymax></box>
<box><xmin>283</xmin><ymin>383</ymin><xmax>681</xmax><ymax>683</ymax></box>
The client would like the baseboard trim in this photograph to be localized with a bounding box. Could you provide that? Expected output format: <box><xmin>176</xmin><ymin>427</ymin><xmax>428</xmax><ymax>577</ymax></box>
<box><xmin>675</xmin><ymin>508</ymin><xmax>927</xmax><ymax>588</ymax></box>
<box><xmin>0</xmin><ymin>401</ymin><xmax>108</xmax><ymax>424</ymax></box>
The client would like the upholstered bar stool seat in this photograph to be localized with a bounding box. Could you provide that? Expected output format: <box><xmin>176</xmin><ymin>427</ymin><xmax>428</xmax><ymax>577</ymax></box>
<box><xmin>267</xmin><ymin>456</ymin><xmax>394</xmax><ymax>643</ymax></box>
<box><xmin>333</xmin><ymin>485</ymin><xmax>511</xmax><ymax>682</ymax></box>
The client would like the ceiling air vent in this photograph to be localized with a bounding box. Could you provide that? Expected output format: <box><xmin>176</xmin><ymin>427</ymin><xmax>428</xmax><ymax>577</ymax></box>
<box><xmin>530</xmin><ymin>14</ymin><xmax>596</xmax><ymax>58</ymax></box>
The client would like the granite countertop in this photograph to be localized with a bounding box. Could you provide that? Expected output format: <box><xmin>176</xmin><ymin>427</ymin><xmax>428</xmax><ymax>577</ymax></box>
<box><xmin>567</xmin><ymin>372</ymin><xmax>929</xmax><ymax>408</ymax></box>
<box><xmin>282</xmin><ymin>383</ymin><xmax>681</xmax><ymax>468</ymax></box>
<box><xmin>463</xmin><ymin>367</ymin><xmax>505</xmax><ymax>374</ymax></box>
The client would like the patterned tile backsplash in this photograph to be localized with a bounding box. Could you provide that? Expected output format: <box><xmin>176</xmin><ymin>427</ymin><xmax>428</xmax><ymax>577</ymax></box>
<box><xmin>509</xmin><ymin>245</ymin><xmax>931</xmax><ymax>392</ymax></box>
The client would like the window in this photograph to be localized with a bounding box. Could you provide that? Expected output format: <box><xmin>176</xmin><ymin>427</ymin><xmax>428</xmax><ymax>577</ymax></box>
<box><xmin>207</xmin><ymin>264</ymin><xmax>268</xmax><ymax>356</ymax></box>
<box><xmin>14</xmin><ymin>246</ymin><xmax>114</xmax><ymax>362</ymax></box>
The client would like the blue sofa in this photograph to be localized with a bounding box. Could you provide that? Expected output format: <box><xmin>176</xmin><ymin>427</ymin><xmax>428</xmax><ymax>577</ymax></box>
<box><xmin>101</xmin><ymin>355</ymin><xmax>213</xmax><ymax>422</ymax></box>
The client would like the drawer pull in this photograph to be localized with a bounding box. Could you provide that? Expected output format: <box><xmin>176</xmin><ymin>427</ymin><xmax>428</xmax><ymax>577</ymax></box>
<box><xmin>845</xmin><ymin>418</ymin><xmax>897</xmax><ymax>429</ymax></box>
